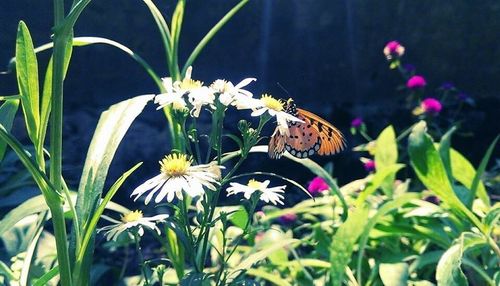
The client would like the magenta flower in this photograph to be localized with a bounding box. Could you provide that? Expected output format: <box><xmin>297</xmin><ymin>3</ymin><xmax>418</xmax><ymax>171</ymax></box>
<box><xmin>307</xmin><ymin>176</ymin><xmax>329</xmax><ymax>196</ymax></box>
<box><xmin>407</xmin><ymin>75</ymin><xmax>427</xmax><ymax>89</ymax></box>
<box><xmin>421</xmin><ymin>98</ymin><xmax>442</xmax><ymax>115</ymax></box>
<box><xmin>363</xmin><ymin>160</ymin><xmax>376</xmax><ymax>172</ymax></box>
<box><xmin>383</xmin><ymin>41</ymin><xmax>405</xmax><ymax>60</ymax></box>
<box><xmin>351</xmin><ymin>117</ymin><xmax>364</xmax><ymax>128</ymax></box>
<box><xmin>278</xmin><ymin>213</ymin><xmax>298</xmax><ymax>224</ymax></box>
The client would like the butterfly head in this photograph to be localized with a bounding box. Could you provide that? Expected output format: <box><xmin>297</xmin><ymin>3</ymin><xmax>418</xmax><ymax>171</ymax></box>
<box><xmin>285</xmin><ymin>98</ymin><xmax>298</xmax><ymax>116</ymax></box>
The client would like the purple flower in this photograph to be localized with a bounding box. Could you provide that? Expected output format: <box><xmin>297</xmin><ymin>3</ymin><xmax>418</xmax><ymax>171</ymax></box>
<box><xmin>363</xmin><ymin>160</ymin><xmax>376</xmax><ymax>172</ymax></box>
<box><xmin>407</xmin><ymin>75</ymin><xmax>427</xmax><ymax>89</ymax></box>
<box><xmin>383</xmin><ymin>41</ymin><xmax>405</xmax><ymax>60</ymax></box>
<box><xmin>278</xmin><ymin>213</ymin><xmax>297</xmax><ymax>224</ymax></box>
<box><xmin>440</xmin><ymin>82</ymin><xmax>455</xmax><ymax>90</ymax></box>
<box><xmin>307</xmin><ymin>177</ymin><xmax>330</xmax><ymax>197</ymax></box>
<box><xmin>351</xmin><ymin>117</ymin><xmax>364</xmax><ymax>128</ymax></box>
<box><xmin>421</xmin><ymin>98</ymin><xmax>442</xmax><ymax>115</ymax></box>
<box><xmin>403</xmin><ymin>64</ymin><xmax>416</xmax><ymax>73</ymax></box>
<box><xmin>424</xmin><ymin>195</ymin><xmax>440</xmax><ymax>205</ymax></box>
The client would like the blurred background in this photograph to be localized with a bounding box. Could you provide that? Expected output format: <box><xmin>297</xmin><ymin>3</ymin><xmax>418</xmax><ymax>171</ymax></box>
<box><xmin>1</xmin><ymin>0</ymin><xmax>499</xmax><ymax>206</ymax></box>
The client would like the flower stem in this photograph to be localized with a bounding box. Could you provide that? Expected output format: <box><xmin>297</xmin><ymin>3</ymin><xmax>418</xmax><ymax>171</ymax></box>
<box><xmin>133</xmin><ymin>231</ymin><xmax>150</xmax><ymax>286</ymax></box>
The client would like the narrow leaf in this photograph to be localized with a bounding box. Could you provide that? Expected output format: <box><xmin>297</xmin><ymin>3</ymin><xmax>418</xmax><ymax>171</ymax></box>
<box><xmin>0</xmin><ymin>99</ymin><xmax>20</xmax><ymax>161</ymax></box>
<box><xmin>469</xmin><ymin>135</ymin><xmax>498</xmax><ymax>207</ymax></box>
<box><xmin>15</xmin><ymin>21</ymin><xmax>40</xmax><ymax>145</ymax></box>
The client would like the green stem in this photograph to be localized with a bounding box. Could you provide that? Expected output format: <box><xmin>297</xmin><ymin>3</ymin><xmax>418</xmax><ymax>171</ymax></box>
<box><xmin>134</xmin><ymin>232</ymin><xmax>150</xmax><ymax>286</ymax></box>
<box><xmin>182</xmin><ymin>0</ymin><xmax>249</xmax><ymax>74</ymax></box>
<box><xmin>49</xmin><ymin>203</ymin><xmax>73</xmax><ymax>286</ymax></box>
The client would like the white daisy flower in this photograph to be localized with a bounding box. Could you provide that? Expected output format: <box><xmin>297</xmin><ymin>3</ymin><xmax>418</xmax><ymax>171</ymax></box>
<box><xmin>210</xmin><ymin>78</ymin><xmax>256</xmax><ymax>106</ymax></box>
<box><xmin>131</xmin><ymin>153</ymin><xmax>222</xmax><ymax>204</ymax></box>
<box><xmin>97</xmin><ymin>210</ymin><xmax>168</xmax><ymax>241</ymax></box>
<box><xmin>240</xmin><ymin>94</ymin><xmax>303</xmax><ymax>136</ymax></box>
<box><xmin>226</xmin><ymin>179</ymin><xmax>286</xmax><ymax>205</ymax></box>
<box><xmin>154</xmin><ymin>66</ymin><xmax>214</xmax><ymax>117</ymax></box>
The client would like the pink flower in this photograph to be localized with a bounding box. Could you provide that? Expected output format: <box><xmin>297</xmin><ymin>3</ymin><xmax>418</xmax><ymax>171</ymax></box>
<box><xmin>278</xmin><ymin>213</ymin><xmax>297</xmax><ymax>224</ymax></box>
<box><xmin>407</xmin><ymin>75</ymin><xmax>427</xmax><ymax>89</ymax></box>
<box><xmin>351</xmin><ymin>117</ymin><xmax>364</xmax><ymax>128</ymax></box>
<box><xmin>383</xmin><ymin>41</ymin><xmax>405</xmax><ymax>60</ymax></box>
<box><xmin>363</xmin><ymin>160</ymin><xmax>376</xmax><ymax>172</ymax></box>
<box><xmin>307</xmin><ymin>177</ymin><xmax>329</xmax><ymax>196</ymax></box>
<box><xmin>421</xmin><ymin>98</ymin><xmax>442</xmax><ymax>115</ymax></box>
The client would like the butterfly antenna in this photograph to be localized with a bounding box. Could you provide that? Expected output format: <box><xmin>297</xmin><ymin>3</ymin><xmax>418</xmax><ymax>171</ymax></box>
<box><xmin>276</xmin><ymin>82</ymin><xmax>291</xmax><ymax>96</ymax></box>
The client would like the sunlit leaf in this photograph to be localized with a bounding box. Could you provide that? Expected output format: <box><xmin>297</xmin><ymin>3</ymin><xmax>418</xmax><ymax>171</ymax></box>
<box><xmin>356</xmin><ymin>193</ymin><xmax>418</xmax><ymax>284</ymax></box>
<box><xmin>71</xmin><ymin>94</ymin><xmax>153</xmax><ymax>280</ymax></box>
<box><xmin>436</xmin><ymin>232</ymin><xmax>485</xmax><ymax>286</ymax></box>
<box><xmin>438</xmin><ymin>126</ymin><xmax>457</xmax><ymax>179</ymax></box>
<box><xmin>408</xmin><ymin>121</ymin><xmax>483</xmax><ymax>231</ymax></box>
<box><xmin>449</xmin><ymin>148</ymin><xmax>489</xmax><ymax>207</ymax></box>
<box><xmin>355</xmin><ymin>164</ymin><xmax>404</xmax><ymax>206</ymax></box>
<box><xmin>246</xmin><ymin>268</ymin><xmax>291</xmax><ymax>286</ymax></box>
<box><xmin>379</xmin><ymin>263</ymin><xmax>408</xmax><ymax>286</ymax></box>
<box><xmin>15</xmin><ymin>21</ymin><xmax>39</xmax><ymax>145</ymax></box>
<box><xmin>375</xmin><ymin>125</ymin><xmax>398</xmax><ymax>196</ymax></box>
<box><xmin>469</xmin><ymin>135</ymin><xmax>498</xmax><ymax>208</ymax></box>
<box><xmin>330</xmin><ymin>206</ymin><xmax>369</xmax><ymax>285</ymax></box>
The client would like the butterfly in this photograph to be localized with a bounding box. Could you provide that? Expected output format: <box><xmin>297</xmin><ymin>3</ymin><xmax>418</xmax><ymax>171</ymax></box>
<box><xmin>269</xmin><ymin>99</ymin><xmax>346</xmax><ymax>159</ymax></box>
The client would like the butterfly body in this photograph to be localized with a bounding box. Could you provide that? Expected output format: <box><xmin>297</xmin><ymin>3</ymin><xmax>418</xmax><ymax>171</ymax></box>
<box><xmin>269</xmin><ymin>99</ymin><xmax>346</xmax><ymax>159</ymax></box>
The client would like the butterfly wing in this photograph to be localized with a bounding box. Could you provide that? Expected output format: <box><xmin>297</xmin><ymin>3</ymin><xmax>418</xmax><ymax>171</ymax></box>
<box><xmin>268</xmin><ymin>127</ymin><xmax>286</xmax><ymax>159</ymax></box>
<box><xmin>297</xmin><ymin>108</ymin><xmax>346</xmax><ymax>155</ymax></box>
<box><xmin>283</xmin><ymin>120</ymin><xmax>322</xmax><ymax>158</ymax></box>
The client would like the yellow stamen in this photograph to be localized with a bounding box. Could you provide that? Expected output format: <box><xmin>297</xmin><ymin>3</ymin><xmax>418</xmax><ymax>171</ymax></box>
<box><xmin>160</xmin><ymin>153</ymin><xmax>192</xmax><ymax>176</ymax></box>
<box><xmin>121</xmin><ymin>210</ymin><xmax>143</xmax><ymax>223</ymax></box>
<box><xmin>248</xmin><ymin>179</ymin><xmax>262</xmax><ymax>189</ymax></box>
<box><xmin>260</xmin><ymin>94</ymin><xmax>284</xmax><ymax>111</ymax></box>
<box><xmin>180</xmin><ymin>78</ymin><xmax>203</xmax><ymax>90</ymax></box>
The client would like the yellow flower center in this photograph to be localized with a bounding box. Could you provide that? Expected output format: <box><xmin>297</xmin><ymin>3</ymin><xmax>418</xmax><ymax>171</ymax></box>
<box><xmin>121</xmin><ymin>210</ymin><xmax>143</xmax><ymax>223</ymax></box>
<box><xmin>260</xmin><ymin>94</ymin><xmax>284</xmax><ymax>111</ymax></box>
<box><xmin>248</xmin><ymin>179</ymin><xmax>263</xmax><ymax>190</ymax></box>
<box><xmin>180</xmin><ymin>78</ymin><xmax>203</xmax><ymax>90</ymax></box>
<box><xmin>160</xmin><ymin>153</ymin><xmax>192</xmax><ymax>176</ymax></box>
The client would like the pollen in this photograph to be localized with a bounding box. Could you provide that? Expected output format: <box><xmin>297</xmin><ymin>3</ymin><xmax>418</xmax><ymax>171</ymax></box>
<box><xmin>160</xmin><ymin>153</ymin><xmax>192</xmax><ymax>176</ymax></box>
<box><xmin>121</xmin><ymin>210</ymin><xmax>143</xmax><ymax>223</ymax></box>
<box><xmin>247</xmin><ymin>179</ymin><xmax>263</xmax><ymax>189</ymax></box>
<box><xmin>260</xmin><ymin>94</ymin><xmax>284</xmax><ymax>111</ymax></box>
<box><xmin>180</xmin><ymin>78</ymin><xmax>203</xmax><ymax>90</ymax></box>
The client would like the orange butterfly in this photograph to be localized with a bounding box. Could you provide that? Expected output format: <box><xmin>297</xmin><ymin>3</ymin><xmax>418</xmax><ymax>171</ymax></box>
<box><xmin>269</xmin><ymin>99</ymin><xmax>346</xmax><ymax>159</ymax></box>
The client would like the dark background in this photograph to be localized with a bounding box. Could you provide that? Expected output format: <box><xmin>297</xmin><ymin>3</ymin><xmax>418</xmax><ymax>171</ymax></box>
<box><xmin>1</xmin><ymin>0</ymin><xmax>499</xmax><ymax>207</ymax></box>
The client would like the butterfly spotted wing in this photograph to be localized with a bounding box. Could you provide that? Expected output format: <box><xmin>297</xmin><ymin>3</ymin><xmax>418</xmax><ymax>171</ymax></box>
<box><xmin>268</xmin><ymin>99</ymin><xmax>345</xmax><ymax>159</ymax></box>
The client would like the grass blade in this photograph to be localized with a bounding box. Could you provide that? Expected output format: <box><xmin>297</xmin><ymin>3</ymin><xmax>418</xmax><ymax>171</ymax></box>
<box><xmin>0</xmin><ymin>99</ymin><xmax>20</xmax><ymax>161</ymax></box>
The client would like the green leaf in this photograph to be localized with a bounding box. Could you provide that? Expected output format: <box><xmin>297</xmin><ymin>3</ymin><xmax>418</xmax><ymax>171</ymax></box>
<box><xmin>379</xmin><ymin>263</ymin><xmax>408</xmax><ymax>286</ymax></box>
<box><xmin>0</xmin><ymin>99</ymin><xmax>20</xmax><ymax>161</ymax></box>
<box><xmin>246</xmin><ymin>268</ymin><xmax>291</xmax><ymax>286</ymax></box>
<box><xmin>234</xmin><ymin>238</ymin><xmax>298</xmax><ymax>273</ymax></box>
<box><xmin>375</xmin><ymin>125</ymin><xmax>398</xmax><ymax>196</ymax></box>
<box><xmin>484</xmin><ymin>203</ymin><xmax>500</xmax><ymax>236</ymax></box>
<box><xmin>182</xmin><ymin>0</ymin><xmax>250</xmax><ymax>75</ymax></box>
<box><xmin>228</xmin><ymin>206</ymin><xmax>248</xmax><ymax>229</ymax></box>
<box><xmin>469</xmin><ymin>135</ymin><xmax>498</xmax><ymax>208</ymax></box>
<box><xmin>436</xmin><ymin>232</ymin><xmax>486</xmax><ymax>286</ymax></box>
<box><xmin>15</xmin><ymin>21</ymin><xmax>40</xmax><ymax>145</ymax></box>
<box><xmin>71</xmin><ymin>94</ymin><xmax>153</xmax><ymax>280</ymax></box>
<box><xmin>438</xmin><ymin>126</ymin><xmax>457</xmax><ymax>179</ymax></box>
<box><xmin>330</xmin><ymin>206</ymin><xmax>370</xmax><ymax>285</ymax></box>
<box><xmin>449</xmin><ymin>148</ymin><xmax>489</xmax><ymax>207</ymax></box>
<box><xmin>0</xmin><ymin>124</ymin><xmax>56</xmax><ymax>201</ymax></box>
<box><xmin>408</xmin><ymin>121</ymin><xmax>484</xmax><ymax>231</ymax></box>
<box><xmin>142</xmin><ymin>0</ymin><xmax>172</xmax><ymax>64</ymax></box>
<box><xmin>356</xmin><ymin>193</ymin><xmax>418</xmax><ymax>284</ymax></box>
<box><xmin>355</xmin><ymin>164</ymin><xmax>404</xmax><ymax>206</ymax></box>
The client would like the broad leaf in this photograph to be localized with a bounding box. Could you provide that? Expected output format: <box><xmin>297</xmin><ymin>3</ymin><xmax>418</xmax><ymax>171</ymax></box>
<box><xmin>330</xmin><ymin>206</ymin><xmax>370</xmax><ymax>285</ymax></box>
<box><xmin>72</xmin><ymin>94</ymin><xmax>153</xmax><ymax>280</ymax></box>
<box><xmin>408</xmin><ymin>121</ymin><xmax>483</xmax><ymax>231</ymax></box>
<box><xmin>355</xmin><ymin>164</ymin><xmax>404</xmax><ymax>206</ymax></box>
<box><xmin>375</xmin><ymin>125</ymin><xmax>398</xmax><ymax>196</ymax></box>
<box><xmin>436</xmin><ymin>232</ymin><xmax>485</xmax><ymax>286</ymax></box>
